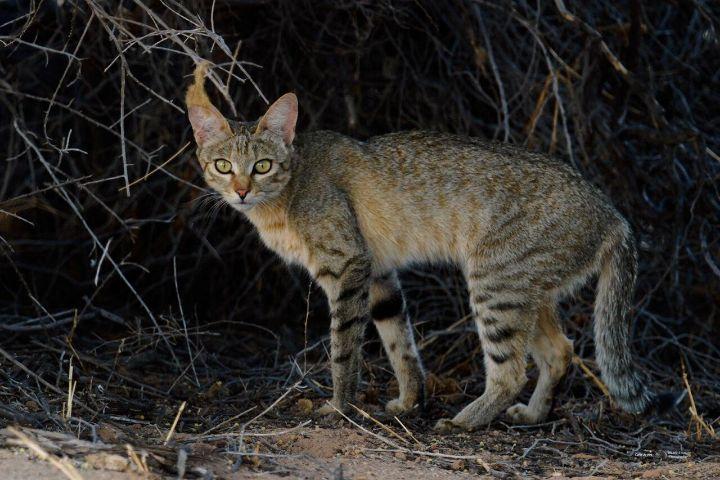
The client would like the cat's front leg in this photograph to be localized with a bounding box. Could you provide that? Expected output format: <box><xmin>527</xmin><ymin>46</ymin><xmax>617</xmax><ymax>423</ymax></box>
<box><xmin>293</xmin><ymin>196</ymin><xmax>372</xmax><ymax>415</ymax></box>
<box><xmin>315</xmin><ymin>253</ymin><xmax>372</xmax><ymax>415</ymax></box>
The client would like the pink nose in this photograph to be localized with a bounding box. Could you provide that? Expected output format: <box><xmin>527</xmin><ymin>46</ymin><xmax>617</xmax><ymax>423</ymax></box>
<box><xmin>236</xmin><ymin>188</ymin><xmax>249</xmax><ymax>200</ymax></box>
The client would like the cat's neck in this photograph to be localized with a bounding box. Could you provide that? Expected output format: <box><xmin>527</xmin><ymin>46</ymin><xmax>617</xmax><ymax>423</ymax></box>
<box><xmin>243</xmin><ymin>193</ymin><xmax>290</xmax><ymax>230</ymax></box>
<box><xmin>242</xmin><ymin>191</ymin><xmax>311</xmax><ymax>266</ymax></box>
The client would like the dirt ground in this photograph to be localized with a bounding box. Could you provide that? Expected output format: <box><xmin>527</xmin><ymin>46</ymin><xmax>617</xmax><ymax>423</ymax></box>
<box><xmin>1</xmin><ymin>314</ymin><xmax>716</xmax><ymax>480</ymax></box>
<box><xmin>2</xmin><ymin>408</ymin><xmax>718</xmax><ymax>480</ymax></box>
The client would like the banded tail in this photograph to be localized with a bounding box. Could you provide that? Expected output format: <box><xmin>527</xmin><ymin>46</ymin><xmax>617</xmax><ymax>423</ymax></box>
<box><xmin>593</xmin><ymin>224</ymin><xmax>681</xmax><ymax>414</ymax></box>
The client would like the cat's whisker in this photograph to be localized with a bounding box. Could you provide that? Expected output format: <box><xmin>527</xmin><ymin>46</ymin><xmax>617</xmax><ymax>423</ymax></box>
<box><xmin>201</xmin><ymin>197</ymin><xmax>229</xmax><ymax>229</ymax></box>
<box><xmin>193</xmin><ymin>192</ymin><xmax>220</xmax><ymax>207</ymax></box>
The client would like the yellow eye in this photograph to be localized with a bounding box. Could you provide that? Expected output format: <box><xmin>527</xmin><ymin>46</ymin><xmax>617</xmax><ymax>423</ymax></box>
<box><xmin>214</xmin><ymin>159</ymin><xmax>232</xmax><ymax>174</ymax></box>
<box><xmin>253</xmin><ymin>159</ymin><xmax>272</xmax><ymax>174</ymax></box>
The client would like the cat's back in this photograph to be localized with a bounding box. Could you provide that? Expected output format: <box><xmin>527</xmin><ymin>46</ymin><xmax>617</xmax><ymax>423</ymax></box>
<box><xmin>290</xmin><ymin>129</ymin><xmax>621</xmax><ymax>270</ymax></box>
<box><xmin>296</xmin><ymin>130</ymin><xmax>571</xmax><ymax>177</ymax></box>
<box><xmin>294</xmin><ymin>129</ymin><xmax>613</xmax><ymax>214</ymax></box>
<box><xmin>361</xmin><ymin>131</ymin><xmax>605</xmax><ymax>205</ymax></box>
<box><xmin>362</xmin><ymin>131</ymin><xmax>621</xmax><ymax>232</ymax></box>
<box><xmin>365</xmin><ymin>130</ymin><xmax>571</xmax><ymax>175</ymax></box>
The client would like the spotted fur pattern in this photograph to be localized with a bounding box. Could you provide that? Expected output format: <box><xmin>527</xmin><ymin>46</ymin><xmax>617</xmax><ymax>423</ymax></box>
<box><xmin>186</xmin><ymin>64</ymin><xmax>656</xmax><ymax>430</ymax></box>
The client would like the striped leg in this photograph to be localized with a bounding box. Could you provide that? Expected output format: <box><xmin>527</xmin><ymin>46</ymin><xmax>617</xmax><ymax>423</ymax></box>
<box><xmin>297</xmin><ymin>199</ymin><xmax>374</xmax><ymax>416</ymax></box>
<box><xmin>435</xmin><ymin>269</ymin><xmax>533</xmax><ymax>431</ymax></box>
<box><xmin>370</xmin><ymin>272</ymin><xmax>425</xmax><ymax>414</ymax></box>
<box><xmin>506</xmin><ymin>302</ymin><xmax>573</xmax><ymax>424</ymax></box>
<box><xmin>312</xmin><ymin>253</ymin><xmax>372</xmax><ymax>415</ymax></box>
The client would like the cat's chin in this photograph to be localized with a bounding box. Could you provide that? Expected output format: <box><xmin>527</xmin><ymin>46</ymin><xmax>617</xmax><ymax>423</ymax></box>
<box><xmin>230</xmin><ymin>201</ymin><xmax>256</xmax><ymax>212</ymax></box>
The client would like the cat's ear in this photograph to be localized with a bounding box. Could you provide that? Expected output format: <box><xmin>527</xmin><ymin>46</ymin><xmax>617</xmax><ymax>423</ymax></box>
<box><xmin>185</xmin><ymin>62</ymin><xmax>232</xmax><ymax>148</ymax></box>
<box><xmin>255</xmin><ymin>93</ymin><xmax>298</xmax><ymax>145</ymax></box>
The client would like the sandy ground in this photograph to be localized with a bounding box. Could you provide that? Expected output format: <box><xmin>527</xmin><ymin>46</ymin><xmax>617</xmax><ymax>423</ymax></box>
<box><xmin>1</xmin><ymin>424</ymin><xmax>718</xmax><ymax>480</ymax></box>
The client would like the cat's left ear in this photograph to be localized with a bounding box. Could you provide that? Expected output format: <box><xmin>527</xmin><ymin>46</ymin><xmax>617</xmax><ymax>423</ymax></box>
<box><xmin>255</xmin><ymin>93</ymin><xmax>298</xmax><ymax>145</ymax></box>
<box><xmin>185</xmin><ymin>62</ymin><xmax>232</xmax><ymax>148</ymax></box>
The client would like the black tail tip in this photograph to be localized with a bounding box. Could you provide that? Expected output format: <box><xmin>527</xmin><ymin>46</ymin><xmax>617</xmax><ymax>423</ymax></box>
<box><xmin>644</xmin><ymin>390</ymin><xmax>686</xmax><ymax>415</ymax></box>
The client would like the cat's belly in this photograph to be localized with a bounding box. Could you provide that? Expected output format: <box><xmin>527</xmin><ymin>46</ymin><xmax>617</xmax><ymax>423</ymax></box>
<box><xmin>355</xmin><ymin>201</ymin><xmax>473</xmax><ymax>271</ymax></box>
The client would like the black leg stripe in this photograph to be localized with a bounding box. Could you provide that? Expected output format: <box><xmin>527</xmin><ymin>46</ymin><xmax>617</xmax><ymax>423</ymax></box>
<box><xmin>333</xmin><ymin>352</ymin><xmax>352</xmax><ymax>364</ymax></box>
<box><xmin>472</xmin><ymin>293</ymin><xmax>492</xmax><ymax>304</ymax></box>
<box><xmin>317</xmin><ymin>255</ymin><xmax>366</xmax><ymax>281</ymax></box>
<box><xmin>317</xmin><ymin>267</ymin><xmax>339</xmax><ymax>279</ymax></box>
<box><xmin>484</xmin><ymin>326</ymin><xmax>517</xmax><ymax>343</ymax></box>
<box><xmin>340</xmin><ymin>254</ymin><xmax>363</xmax><ymax>270</ymax></box>
<box><xmin>337</xmin><ymin>284</ymin><xmax>365</xmax><ymax>302</ymax></box>
<box><xmin>481</xmin><ymin>315</ymin><xmax>499</xmax><ymax>326</ymax></box>
<box><xmin>485</xmin><ymin>283</ymin><xmax>525</xmax><ymax>293</ymax></box>
<box><xmin>315</xmin><ymin>244</ymin><xmax>346</xmax><ymax>257</ymax></box>
<box><xmin>374</xmin><ymin>271</ymin><xmax>393</xmax><ymax>282</ymax></box>
<box><xmin>468</xmin><ymin>271</ymin><xmax>487</xmax><ymax>281</ymax></box>
<box><xmin>488</xmin><ymin>301</ymin><xmax>526</xmax><ymax>312</ymax></box>
<box><xmin>489</xmin><ymin>351</ymin><xmax>513</xmax><ymax>364</ymax></box>
<box><xmin>371</xmin><ymin>291</ymin><xmax>404</xmax><ymax>320</ymax></box>
<box><xmin>335</xmin><ymin>315</ymin><xmax>367</xmax><ymax>333</ymax></box>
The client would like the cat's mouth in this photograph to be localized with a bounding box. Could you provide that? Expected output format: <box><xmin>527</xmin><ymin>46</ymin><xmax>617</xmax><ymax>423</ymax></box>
<box><xmin>230</xmin><ymin>198</ymin><xmax>258</xmax><ymax>210</ymax></box>
<box><xmin>224</xmin><ymin>191</ymin><xmax>266</xmax><ymax>211</ymax></box>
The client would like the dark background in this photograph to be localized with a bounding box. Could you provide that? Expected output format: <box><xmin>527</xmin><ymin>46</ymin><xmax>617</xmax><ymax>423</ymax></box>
<box><xmin>1</xmin><ymin>0</ymin><xmax>718</xmax><ymax>427</ymax></box>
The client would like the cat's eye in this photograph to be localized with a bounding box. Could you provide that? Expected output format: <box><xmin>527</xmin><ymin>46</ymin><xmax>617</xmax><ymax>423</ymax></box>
<box><xmin>214</xmin><ymin>159</ymin><xmax>232</xmax><ymax>174</ymax></box>
<box><xmin>253</xmin><ymin>159</ymin><xmax>272</xmax><ymax>174</ymax></box>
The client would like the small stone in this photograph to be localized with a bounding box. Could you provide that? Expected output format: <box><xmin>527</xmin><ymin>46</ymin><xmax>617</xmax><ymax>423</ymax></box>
<box><xmin>572</xmin><ymin>453</ymin><xmax>597</xmax><ymax>460</ymax></box>
<box><xmin>84</xmin><ymin>453</ymin><xmax>129</xmax><ymax>472</ymax></box>
<box><xmin>451</xmin><ymin>459</ymin><xmax>466</xmax><ymax>471</ymax></box>
<box><xmin>97</xmin><ymin>423</ymin><xmax>124</xmax><ymax>443</ymax></box>
<box><xmin>641</xmin><ymin>469</ymin><xmax>665</xmax><ymax>479</ymax></box>
<box><xmin>203</xmin><ymin>381</ymin><xmax>224</xmax><ymax>399</ymax></box>
<box><xmin>190</xmin><ymin>442</ymin><xmax>215</xmax><ymax>457</ymax></box>
<box><xmin>394</xmin><ymin>451</ymin><xmax>407</xmax><ymax>461</ymax></box>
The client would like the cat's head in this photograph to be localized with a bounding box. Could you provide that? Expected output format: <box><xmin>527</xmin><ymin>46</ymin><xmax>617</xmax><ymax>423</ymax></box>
<box><xmin>186</xmin><ymin>62</ymin><xmax>297</xmax><ymax>212</ymax></box>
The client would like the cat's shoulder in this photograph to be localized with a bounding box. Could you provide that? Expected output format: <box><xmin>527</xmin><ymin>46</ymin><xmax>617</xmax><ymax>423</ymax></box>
<box><xmin>295</xmin><ymin>130</ymin><xmax>361</xmax><ymax>151</ymax></box>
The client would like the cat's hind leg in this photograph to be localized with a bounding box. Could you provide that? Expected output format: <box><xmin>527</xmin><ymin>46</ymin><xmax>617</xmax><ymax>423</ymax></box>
<box><xmin>371</xmin><ymin>271</ymin><xmax>425</xmax><ymax>414</ymax></box>
<box><xmin>506</xmin><ymin>302</ymin><xmax>573</xmax><ymax>424</ymax></box>
<box><xmin>435</xmin><ymin>268</ymin><xmax>535</xmax><ymax>431</ymax></box>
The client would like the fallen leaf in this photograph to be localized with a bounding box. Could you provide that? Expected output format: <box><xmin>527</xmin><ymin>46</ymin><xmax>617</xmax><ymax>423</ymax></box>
<box><xmin>296</xmin><ymin>398</ymin><xmax>314</xmax><ymax>415</ymax></box>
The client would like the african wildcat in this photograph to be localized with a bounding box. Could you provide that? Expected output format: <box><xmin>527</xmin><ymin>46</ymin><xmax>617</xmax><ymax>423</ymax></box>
<box><xmin>185</xmin><ymin>62</ymin><xmax>666</xmax><ymax>431</ymax></box>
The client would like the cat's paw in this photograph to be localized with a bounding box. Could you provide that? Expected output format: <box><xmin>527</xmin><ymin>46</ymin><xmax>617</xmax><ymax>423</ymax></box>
<box><xmin>433</xmin><ymin>418</ymin><xmax>463</xmax><ymax>433</ymax></box>
<box><xmin>505</xmin><ymin>403</ymin><xmax>542</xmax><ymax>424</ymax></box>
<box><xmin>385</xmin><ymin>398</ymin><xmax>416</xmax><ymax>415</ymax></box>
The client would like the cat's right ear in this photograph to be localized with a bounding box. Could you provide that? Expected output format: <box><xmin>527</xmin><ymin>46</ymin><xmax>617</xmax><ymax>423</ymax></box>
<box><xmin>185</xmin><ymin>62</ymin><xmax>232</xmax><ymax>148</ymax></box>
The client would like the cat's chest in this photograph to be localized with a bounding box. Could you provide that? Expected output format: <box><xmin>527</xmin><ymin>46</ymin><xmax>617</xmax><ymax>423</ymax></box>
<box><xmin>252</xmin><ymin>215</ymin><xmax>311</xmax><ymax>267</ymax></box>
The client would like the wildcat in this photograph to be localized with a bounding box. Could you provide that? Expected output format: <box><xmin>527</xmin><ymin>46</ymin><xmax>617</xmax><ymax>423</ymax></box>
<box><xmin>185</xmin><ymin>62</ymin><xmax>668</xmax><ymax>431</ymax></box>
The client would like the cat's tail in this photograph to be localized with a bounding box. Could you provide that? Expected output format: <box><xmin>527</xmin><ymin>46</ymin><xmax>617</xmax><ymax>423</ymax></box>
<box><xmin>593</xmin><ymin>223</ymin><xmax>682</xmax><ymax>414</ymax></box>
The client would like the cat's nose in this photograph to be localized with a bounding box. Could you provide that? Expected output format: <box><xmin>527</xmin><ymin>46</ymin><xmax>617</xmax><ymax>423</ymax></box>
<box><xmin>236</xmin><ymin>188</ymin><xmax>249</xmax><ymax>200</ymax></box>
